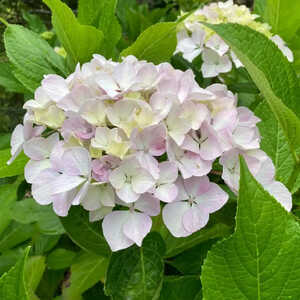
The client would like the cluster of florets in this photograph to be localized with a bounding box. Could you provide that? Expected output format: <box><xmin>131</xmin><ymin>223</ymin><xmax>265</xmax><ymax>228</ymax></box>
<box><xmin>9</xmin><ymin>54</ymin><xmax>291</xmax><ymax>251</ymax></box>
<box><xmin>176</xmin><ymin>0</ymin><xmax>294</xmax><ymax>77</ymax></box>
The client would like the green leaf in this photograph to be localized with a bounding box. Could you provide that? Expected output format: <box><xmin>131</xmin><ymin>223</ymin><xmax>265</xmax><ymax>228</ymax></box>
<box><xmin>44</xmin><ymin>0</ymin><xmax>104</xmax><ymax>66</ymax></box>
<box><xmin>32</xmin><ymin>234</ymin><xmax>61</xmax><ymax>255</ymax></box>
<box><xmin>0</xmin><ymin>134</ymin><xmax>11</xmax><ymax>151</ymax></box>
<box><xmin>98</xmin><ymin>0</ymin><xmax>122</xmax><ymax>58</ymax></box>
<box><xmin>120</xmin><ymin>22</ymin><xmax>177</xmax><ymax>64</ymax></box>
<box><xmin>0</xmin><ymin>62</ymin><xmax>26</xmax><ymax>93</ymax></box>
<box><xmin>168</xmin><ymin>240</ymin><xmax>217</xmax><ymax>275</ymax></box>
<box><xmin>204</xmin><ymin>23</ymin><xmax>300</xmax><ymax>162</ymax></box>
<box><xmin>105</xmin><ymin>232</ymin><xmax>165</xmax><ymax>300</ymax></box>
<box><xmin>0</xmin><ymin>222</ymin><xmax>34</xmax><ymax>252</ymax></box>
<box><xmin>63</xmin><ymin>252</ymin><xmax>109</xmax><ymax>299</ymax></box>
<box><xmin>0</xmin><ymin>149</ymin><xmax>28</xmax><ymax>178</ymax></box>
<box><xmin>82</xmin><ymin>282</ymin><xmax>109</xmax><ymax>300</ymax></box>
<box><xmin>254</xmin><ymin>0</ymin><xmax>300</xmax><ymax>42</ymax></box>
<box><xmin>47</xmin><ymin>248</ymin><xmax>76</xmax><ymax>270</ymax></box>
<box><xmin>77</xmin><ymin>0</ymin><xmax>102</xmax><ymax>26</ymax></box>
<box><xmin>24</xmin><ymin>256</ymin><xmax>46</xmax><ymax>299</ymax></box>
<box><xmin>11</xmin><ymin>198</ymin><xmax>65</xmax><ymax>235</ymax></box>
<box><xmin>4</xmin><ymin>24</ymin><xmax>67</xmax><ymax>92</ymax></box>
<box><xmin>0</xmin><ymin>246</ymin><xmax>30</xmax><ymax>300</ymax></box>
<box><xmin>255</xmin><ymin>101</ymin><xmax>300</xmax><ymax>192</ymax></box>
<box><xmin>201</xmin><ymin>158</ymin><xmax>300</xmax><ymax>299</ymax></box>
<box><xmin>0</xmin><ymin>248</ymin><xmax>25</xmax><ymax>276</ymax></box>
<box><xmin>157</xmin><ymin>203</ymin><xmax>235</xmax><ymax>258</ymax></box>
<box><xmin>60</xmin><ymin>206</ymin><xmax>110</xmax><ymax>257</ymax></box>
<box><xmin>0</xmin><ymin>178</ymin><xmax>22</xmax><ymax>235</ymax></box>
<box><xmin>159</xmin><ymin>276</ymin><xmax>201</xmax><ymax>300</ymax></box>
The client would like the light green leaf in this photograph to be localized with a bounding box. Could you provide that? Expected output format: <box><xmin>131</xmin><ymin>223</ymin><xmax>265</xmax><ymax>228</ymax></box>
<box><xmin>22</xmin><ymin>10</ymin><xmax>47</xmax><ymax>34</ymax></box>
<box><xmin>63</xmin><ymin>252</ymin><xmax>109</xmax><ymax>299</ymax></box>
<box><xmin>159</xmin><ymin>276</ymin><xmax>201</xmax><ymax>300</ymax></box>
<box><xmin>24</xmin><ymin>256</ymin><xmax>46</xmax><ymax>299</ymax></box>
<box><xmin>44</xmin><ymin>0</ymin><xmax>104</xmax><ymax>66</ymax></box>
<box><xmin>0</xmin><ymin>247</ymin><xmax>30</xmax><ymax>300</ymax></box>
<box><xmin>204</xmin><ymin>23</ymin><xmax>300</xmax><ymax>163</ymax></box>
<box><xmin>4</xmin><ymin>24</ymin><xmax>67</xmax><ymax>92</ymax></box>
<box><xmin>77</xmin><ymin>0</ymin><xmax>102</xmax><ymax>26</ymax></box>
<box><xmin>60</xmin><ymin>206</ymin><xmax>110</xmax><ymax>257</ymax></box>
<box><xmin>105</xmin><ymin>232</ymin><xmax>165</xmax><ymax>300</ymax></box>
<box><xmin>47</xmin><ymin>248</ymin><xmax>76</xmax><ymax>270</ymax></box>
<box><xmin>0</xmin><ymin>62</ymin><xmax>26</xmax><ymax>93</ymax></box>
<box><xmin>254</xmin><ymin>0</ymin><xmax>300</xmax><ymax>42</ymax></box>
<box><xmin>11</xmin><ymin>198</ymin><xmax>65</xmax><ymax>235</ymax></box>
<box><xmin>0</xmin><ymin>149</ymin><xmax>28</xmax><ymax>178</ymax></box>
<box><xmin>33</xmin><ymin>234</ymin><xmax>61</xmax><ymax>255</ymax></box>
<box><xmin>120</xmin><ymin>22</ymin><xmax>177</xmax><ymax>64</ymax></box>
<box><xmin>201</xmin><ymin>158</ymin><xmax>300</xmax><ymax>299</ymax></box>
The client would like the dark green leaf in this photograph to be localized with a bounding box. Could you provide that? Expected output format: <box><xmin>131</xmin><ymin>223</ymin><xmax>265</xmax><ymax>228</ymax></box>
<box><xmin>159</xmin><ymin>276</ymin><xmax>201</xmax><ymax>300</ymax></box>
<box><xmin>0</xmin><ymin>62</ymin><xmax>26</xmax><ymax>93</ymax></box>
<box><xmin>11</xmin><ymin>198</ymin><xmax>65</xmax><ymax>235</ymax></box>
<box><xmin>168</xmin><ymin>239</ymin><xmax>217</xmax><ymax>275</ymax></box>
<box><xmin>0</xmin><ymin>222</ymin><xmax>34</xmax><ymax>252</ymax></box>
<box><xmin>201</xmin><ymin>158</ymin><xmax>300</xmax><ymax>299</ymax></box>
<box><xmin>47</xmin><ymin>248</ymin><xmax>76</xmax><ymax>270</ymax></box>
<box><xmin>60</xmin><ymin>206</ymin><xmax>110</xmax><ymax>257</ymax></box>
<box><xmin>63</xmin><ymin>252</ymin><xmax>108</xmax><ymax>299</ymax></box>
<box><xmin>105</xmin><ymin>232</ymin><xmax>165</xmax><ymax>300</ymax></box>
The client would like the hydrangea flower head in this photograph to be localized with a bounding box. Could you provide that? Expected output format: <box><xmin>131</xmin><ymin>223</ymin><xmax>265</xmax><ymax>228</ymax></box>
<box><xmin>176</xmin><ymin>0</ymin><xmax>294</xmax><ymax>78</ymax></box>
<box><xmin>9</xmin><ymin>54</ymin><xmax>292</xmax><ymax>251</ymax></box>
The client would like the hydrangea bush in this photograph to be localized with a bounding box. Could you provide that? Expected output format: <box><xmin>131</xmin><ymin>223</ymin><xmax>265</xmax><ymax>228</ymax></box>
<box><xmin>1</xmin><ymin>0</ymin><xmax>300</xmax><ymax>299</ymax></box>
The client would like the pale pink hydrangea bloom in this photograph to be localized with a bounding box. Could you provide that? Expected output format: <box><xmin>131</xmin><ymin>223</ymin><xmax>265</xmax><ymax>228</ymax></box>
<box><xmin>175</xmin><ymin>0</ymin><xmax>294</xmax><ymax>77</ymax></box>
<box><xmin>9</xmin><ymin>54</ymin><xmax>292</xmax><ymax>252</ymax></box>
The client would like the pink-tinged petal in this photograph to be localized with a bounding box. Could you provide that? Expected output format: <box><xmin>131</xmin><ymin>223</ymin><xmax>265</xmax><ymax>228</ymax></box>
<box><xmin>8</xmin><ymin>124</ymin><xmax>25</xmax><ymax>164</ymax></box>
<box><xmin>52</xmin><ymin>189</ymin><xmax>77</xmax><ymax>217</ymax></box>
<box><xmin>162</xmin><ymin>202</ymin><xmax>191</xmax><ymax>237</ymax></box>
<box><xmin>25</xmin><ymin>159</ymin><xmax>51</xmax><ymax>184</ymax></box>
<box><xmin>183</xmin><ymin>176</ymin><xmax>210</xmax><ymax>198</ymax></box>
<box><xmin>62</xmin><ymin>147</ymin><xmax>91</xmax><ymax>177</ymax></box>
<box><xmin>23</xmin><ymin>133</ymin><xmax>59</xmax><ymax>160</ymax></box>
<box><xmin>113</xmin><ymin>60</ymin><xmax>137</xmax><ymax>91</ymax></box>
<box><xmin>95</xmin><ymin>72</ymin><xmax>119</xmax><ymax>98</ymax></box>
<box><xmin>117</xmin><ymin>183</ymin><xmax>140</xmax><ymax>203</ymax></box>
<box><xmin>134</xmin><ymin>194</ymin><xmax>160</xmax><ymax>216</ymax></box>
<box><xmin>72</xmin><ymin>180</ymin><xmax>90</xmax><ymax>205</ymax></box>
<box><xmin>109</xmin><ymin>167</ymin><xmax>126</xmax><ymax>189</ymax></box>
<box><xmin>42</xmin><ymin>75</ymin><xmax>69</xmax><ymax>102</ymax></box>
<box><xmin>31</xmin><ymin>169</ymin><xmax>60</xmax><ymax>205</ymax></box>
<box><xmin>195</xmin><ymin>182</ymin><xmax>228</xmax><ymax>213</ymax></box>
<box><xmin>82</xmin><ymin>184</ymin><xmax>115</xmax><ymax>211</ymax></box>
<box><xmin>50</xmin><ymin>141</ymin><xmax>65</xmax><ymax>172</ymax></box>
<box><xmin>102</xmin><ymin>211</ymin><xmax>134</xmax><ymax>251</ymax></box>
<box><xmin>136</xmin><ymin>152</ymin><xmax>160</xmax><ymax>180</ymax></box>
<box><xmin>199</xmin><ymin>123</ymin><xmax>223</xmax><ymax>160</ymax></box>
<box><xmin>51</xmin><ymin>173</ymin><xmax>86</xmax><ymax>195</ymax></box>
<box><xmin>89</xmin><ymin>206</ymin><xmax>114</xmax><ymax>222</ymax></box>
<box><xmin>123</xmin><ymin>212</ymin><xmax>152</xmax><ymax>246</ymax></box>
<box><xmin>264</xmin><ymin>181</ymin><xmax>292</xmax><ymax>212</ymax></box>
<box><xmin>132</xmin><ymin>170</ymin><xmax>155</xmax><ymax>194</ymax></box>
<box><xmin>182</xmin><ymin>205</ymin><xmax>209</xmax><ymax>234</ymax></box>
<box><xmin>158</xmin><ymin>161</ymin><xmax>178</xmax><ymax>184</ymax></box>
<box><xmin>154</xmin><ymin>183</ymin><xmax>178</xmax><ymax>203</ymax></box>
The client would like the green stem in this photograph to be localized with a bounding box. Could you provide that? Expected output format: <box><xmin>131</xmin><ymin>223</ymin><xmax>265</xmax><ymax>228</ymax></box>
<box><xmin>0</xmin><ymin>17</ymin><xmax>9</xmax><ymax>26</ymax></box>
